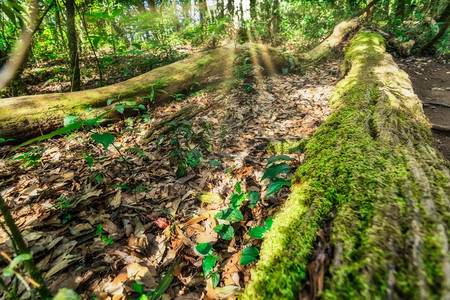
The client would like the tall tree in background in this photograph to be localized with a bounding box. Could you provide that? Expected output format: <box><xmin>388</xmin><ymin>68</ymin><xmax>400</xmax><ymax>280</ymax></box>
<box><xmin>65</xmin><ymin>0</ymin><xmax>80</xmax><ymax>91</ymax></box>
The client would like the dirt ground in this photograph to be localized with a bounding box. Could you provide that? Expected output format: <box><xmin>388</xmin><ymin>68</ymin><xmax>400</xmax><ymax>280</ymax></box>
<box><xmin>397</xmin><ymin>56</ymin><xmax>450</xmax><ymax>161</ymax></box>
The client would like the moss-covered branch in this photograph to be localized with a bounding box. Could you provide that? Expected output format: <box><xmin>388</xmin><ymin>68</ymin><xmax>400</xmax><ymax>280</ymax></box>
<box><xmin>243</xmin><ymin>32</ymin><xmax>450</xmax><ymax>299</ymax></box>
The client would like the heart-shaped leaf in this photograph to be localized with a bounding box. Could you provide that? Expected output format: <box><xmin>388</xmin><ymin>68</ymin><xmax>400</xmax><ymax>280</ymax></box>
<box><xmin>247</xmin><ymin>191</ymin><xmax>260</xmax><ymax>209</ymax></box>
<box><xmin>203</xmin><ymin>254</ymin><xmax>217</xmax><ymax>277</ymax></box>
<box><xmin>240</xmin><ymin>246</ymin><xmax>259</xmax><ymax>266</ymax></box>
<box><xmin>196</xmin><ymin>243</ymin><xmax>212</xmax><ymax>255</ymax></box>
<box><xmin>211</xmin><ymin>273</ymin><xmax>220</xmax><ymax>288</ymax></box>
<box><xmin>91</xmin><ymin>133</ymin><xmax>115</xmax><ymax>149</ymax></box>
<box><xmin>230</xmin><ymin>193</ymin><xmax>246</xmax><ymax>208</ymax></box>
<box><xmin>261</xmin><ymin>163</ymin><xmax>290</xmax><ymax>181</ymax></box>
<box><xmin>267</xmin><ymin>178</ymin><xmax>291</xmax><ymax>197</ymax></box>
<box><xmin>214</xmin><ymin>224</ymin><xmax>234</xmax><ymax>240</ymax></box>
<box><xmin>266</xmin><ymin>155</ymin><xmax>294</xmax><ymax>166</ymax></box>
<box><xmin>248</xmin><ymin>226</ymin><xmax>266</xmax><ymax>239</ymax></box>
<box><xmin>215</xmin><ymin>208</ymin><xmax>243</xmax><ymax>222</ymax></box>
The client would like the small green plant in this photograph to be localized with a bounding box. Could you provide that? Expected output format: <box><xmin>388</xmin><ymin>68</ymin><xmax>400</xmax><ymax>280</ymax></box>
<box><xmin>248</xmin><ymin>217</ymin><xmax>274</xmax><ymax>239</ymax></box>
<box><xmin>96</xmin><ymin>224</ymin><xmax>114</xmax><ymax>244</ymax></box>
<box><xmin>156</xmin><ymin>120</ymin><xmax>211</xmax><ymax>178</ymax></box>
<box><xmin>53</xmin><ymin>196</ymin><xmax>72</xmax><ymax>224</ymax></box>
<box><xmin>262</xmin><ymin>155</ymin><xmax>294</xmax><ymax>197</ymax></box>
<box><xmin>142</xmin><ymin>77</ymin><xmax>167</xmax><ymax>107</ymax></box>
<box><xmin>14</xmin><ymin>148</ymin><xmax>42</xmax><ymax>168</ymax></box>
<box><xmin>132</xmin><ymin>261</ymin><xmax>177</xmax><ymax>300</ymax></box>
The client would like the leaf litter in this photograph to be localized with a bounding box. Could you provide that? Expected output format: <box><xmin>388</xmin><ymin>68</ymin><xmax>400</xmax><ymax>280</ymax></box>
<box><xmin>0</xmin><ymin>60</ymin><xmax>341</xmax><ymax>299</ymax></box>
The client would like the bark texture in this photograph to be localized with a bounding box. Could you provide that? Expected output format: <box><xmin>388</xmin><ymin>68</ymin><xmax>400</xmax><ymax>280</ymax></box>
<box><xmin>243</xmin><ymin>33</ymin><xmax>450</xmax><ymax>299</ymax></box>
<box><xmin>297</xmin><ymin>17</ymin><xmax>360</xmax><ymax>62</ymax></box>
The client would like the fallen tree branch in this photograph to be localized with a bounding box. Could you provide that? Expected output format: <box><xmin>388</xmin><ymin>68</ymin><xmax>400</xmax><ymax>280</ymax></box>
<box><xmin>431</xmin><ymin>123</ymin><xmax>450</xmax><ymax>132</ymax></box>
<box><xmin>423</xmin><ymin>102</ymin><xmax>450</xmax><ymax>109</ymax></box>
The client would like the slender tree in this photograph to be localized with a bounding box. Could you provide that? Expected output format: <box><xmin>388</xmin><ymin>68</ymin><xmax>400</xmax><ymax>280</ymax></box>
<box><xmin>65</xmin><ymin>0</ymin><xmax>81</xmax><ymax>91</ymax></box>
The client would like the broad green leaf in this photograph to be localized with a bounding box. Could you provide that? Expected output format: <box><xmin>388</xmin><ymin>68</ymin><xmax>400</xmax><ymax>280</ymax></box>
<box><xmin>211</xmin><ymin>273</ymin><xmax>220</xmax><ymax>288</ymax></box>
<box><xmin>248</xmin><ymin>227</ymin><xmax>266</xmax><ymax>239</ymax></box>
<box><xmin>267</xmin><ymin>178</ymin><xmax>291</xmax><ymax>197</ymax></box>
<box><xmin>247</xmin><ymin>191</ymin><xmax>260</xmax><ymax>209</ymax></box>
<box><xmin>152</xmin><ymin>261</ymin><xmax>177</xmax><ymax>300</ymax></box>
<box><xmin>91</xmin><ymin>133</ymin><xmax>115</xmax><ymax>149</ymax></box>
<box><xmin>2</xmin><ymin>253</ymin><xmax>32</xmax><ymax>276</ymax></box>
<box><xmin>203</xmin><ymin>254</ymin><xmax>216</xmax><ymax>277</ymax></box>
<box><xmin>63</xmin><ymin>115</ymin><xmax>80</xmax><ymax>126</ymax></box>
<box><xmin>264</xmin><ymin>217</ymin><xmax>274</xmax><ymax>230</ymax></box>
<box><xmin>266</xmin><ymin>155</ymin><xmax>294</xmax><ymax>166</ymax></box>
<box><xmin>240</xmin><ymin>247</ymin><xmax>259</xmax><ymax>266</ymax></box>
<box><xmin>53</xmin><ymin>288</ymin><xmax>81</xmax><ymax>300</ymax></box>
<box><xmin>196</xmin><ymin>243</ymin><xmax>212</xmax><ymax>255</ymax></box>
<box><xmin>261</xmin><ymin>163</ymin><xmax>290</xmax><ymax>181</ymax></box>
<box><xmin>214</xmin><ymin>224</ymin><xmax>234</xmax><ymax>240</ymax></box>
<box><xmin>215</xmin><ymin>208</ymin><xmax>243</xmax><ymax>222</ymax></box>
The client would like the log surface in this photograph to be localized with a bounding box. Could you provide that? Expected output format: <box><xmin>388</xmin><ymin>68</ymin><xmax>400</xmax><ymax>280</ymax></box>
<box><xmin>243</xmin><ymin>33</ymin><xmax>450</xmax><ymax>299</ymax></box>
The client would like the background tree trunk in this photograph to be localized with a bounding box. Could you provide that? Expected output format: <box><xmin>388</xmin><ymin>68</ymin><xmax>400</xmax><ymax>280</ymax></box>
<box><xmin>65</xmin><ymin>0</ymin><xmax>81</xmax><ymax>91</ymax></box>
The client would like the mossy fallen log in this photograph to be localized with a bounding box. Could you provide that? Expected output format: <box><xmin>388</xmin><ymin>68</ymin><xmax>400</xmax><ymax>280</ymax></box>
<box><xmin>0</xmin><ymin>17</ymin><xmax>361</xmax><ymax>144</ymax></box>
<box><xmin>0</xmin><ymin>44</ymin><xmax>288</xmax><ymax>143</ymax></box>
<box><xmin>243</xmin><ymin>33</ymin><xmax>450</xmax><ymax>299</ymax></box>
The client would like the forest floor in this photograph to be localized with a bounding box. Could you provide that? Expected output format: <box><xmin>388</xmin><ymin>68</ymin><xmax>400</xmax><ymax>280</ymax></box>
<box><xmin>398</xmin><ymin>56</ymin><xmax>450</xmax><ymax>160</ymax></box>
<box><xmin>0</xmin><ymin>48</ymin><xmax>448</xmax><ymax>299</ymax></box>
<box><xmin>0</xmin><ymin>59</ymin><xmax>340</xmax><ymax>298</ymax></box>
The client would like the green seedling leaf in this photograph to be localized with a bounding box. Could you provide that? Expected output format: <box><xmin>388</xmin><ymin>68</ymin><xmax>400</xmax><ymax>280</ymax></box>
<box><xmin>152</xmin><ymin>260</ymin><xmax>178</xmax><ymax>300</ymax></box>
<box><xmin>202</xmin><ymin>254</ymin><xmax>216</xmax><ymax>277</ymax></box>
<box><xmin>215</xmin><ymin>208</ymin><xmax>243</xmax><ymax>222</ymax></box>
<box><xmin>240</xmin><ymin>246</ymin><xmax>259</xmax><ymax>266</ymax></box>
<box><xmin>209</xmin><ymin>160</ymin><xmax>222</xmax><ymax>166</ymax></box>
<box><xmin>84</xmin><ymin>156</ymin><xmax>94</xmax><ymax>168</ymax></box>
<box><xmin>3</xmin><ymin>253</ymin><xmax>32</xmax><ymax>276</ymax></box>
<box><xmin>133</xmin><ymin>282</ymin><xmax>144</xmax><ymax>294</ymax></box>
<box><xmin>248</xmin><ymin>226</ymin><xmax>266</xmax><ymax>239</ymax></box>
<box><xmin>113</xmin><ymin>184</ymin><xmax>132</xmax><ymax>190</ymax></box>
<box><xmin>267</xmin><ymin>178</ymin><xmax>291</xmax><ymax>197</ymax></box>
<box><xmin>261</xmin><ymin>163</ymin><xmax>290</xmax><ymax>181</ymax></box>
<box><xmin>247</xmin><ymin>191</ymin><xmax>260</xmax><ymax>209</ymax></box>
<box><xmin>214</xmin><ymin>224</ymin><xmax>234</xmax><ymax>240</ymax></box>
<box><xmin>196</xmin><ymin>243</ymin><xmax>212</xmax><ymax>255</ymax></box>
<box><xmin>235</xmin><ymin>182</ymin><xmax>241</xmax><ymax>194</ymax></box>
<box><xmin>266</xmin><ymin>155</ymin><xmax>294</xmax><ymax>166</ymax></box>
<box><xmin>96</xmin><ymin>224</ymin><xmax>103</xmax><ymax>235</ymax></box>
<box><xmin>91</xmin><ymin>133</ymin><xmax>115</xmax><ymax>149</ymax></box>
<box><xmin>264</xmin><ymin>217</ymin><xmax>274</xmax><ymax>230</ymax></box>
<box><xmin>211</xmin><ymin>273</ymin><xmax>220</xmax><ymax>288</ymax></box>
<box><xmin>102</xmin><ymin>236</ymin><xmax>114</xmax><ymax>244</ymax></box>
<box><xmin>230</xmin><ymin>193</ymin><xmax>246</xmax><ymax>208</ymax></box>
<box><xmin>63</xmin><ymin>115</ymin><xmax>80</xmax><ymax>126</ymax></box>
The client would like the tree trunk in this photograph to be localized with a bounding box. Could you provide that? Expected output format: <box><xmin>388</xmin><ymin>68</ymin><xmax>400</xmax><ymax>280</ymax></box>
<box><xmin>0</xmin><ymin>18</ymin><xmax>360</xmax><ymax>143</ymax></box>
<box><xmin>419</xmin><ymin>5</ymin><xmax>450</xmax><ymax>54</ymax></box>
<box><xmin>297</xmin><ymin>17</ymin><xmax>360</xmax><ymax>61</ymax></box>
<box><xmin>244</xmin><ymin>32</ymin><xmax>450</xmax><ymax>299</ymax></box>
<box><xmin>65</xmin><ymin>0</ymin><xmax>81</xmax><ymax>91</ymax></box>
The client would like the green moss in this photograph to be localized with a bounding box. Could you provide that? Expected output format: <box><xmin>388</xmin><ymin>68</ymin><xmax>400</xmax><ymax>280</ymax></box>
<box><xmin>266</xmin><ymin>139</ymin><xmax>307</xmax><ymax>154</ymax></box>
<box><xmin>243</xmin><ymin>33</ymin><xmax>450</xmax><ymax>299</ymax></box>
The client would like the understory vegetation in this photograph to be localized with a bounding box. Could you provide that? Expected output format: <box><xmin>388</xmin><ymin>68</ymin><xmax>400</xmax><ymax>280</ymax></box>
<box><xmin>0</xmin><ymin>0</ymin><xmax>449</xmax><ymax>299</ymax></box>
